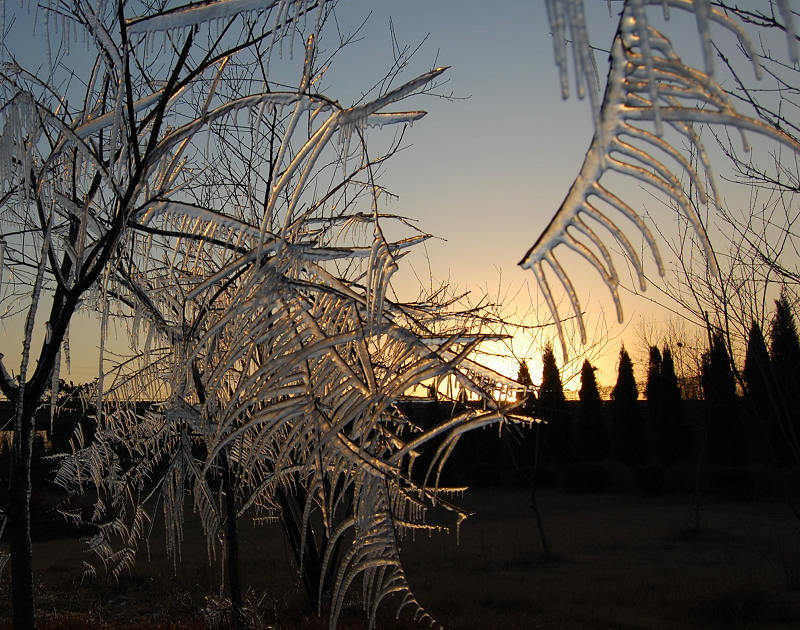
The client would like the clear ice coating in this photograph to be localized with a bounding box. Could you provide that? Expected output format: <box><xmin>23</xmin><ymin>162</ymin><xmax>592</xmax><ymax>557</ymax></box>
<box><xmin>0</xmin><ymin>2</ymin><xmax>528</xmax><ymax>629</ymax></box>
<box><xmin>527</xmin><ymin>0</ymin><xmax>800</xmax><ymax>360</ymax></box>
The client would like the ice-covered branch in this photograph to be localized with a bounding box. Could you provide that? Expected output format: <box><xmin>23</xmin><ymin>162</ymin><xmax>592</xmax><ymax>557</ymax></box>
<box><xmin>525</xmin><ymin>1</ymin><xmax>800</xmax><ymax>358</ymax></box>
<box><xmin>0</xmin><ymin>353</ymin><xmax>19</xmax><ymax>401</ymax></box>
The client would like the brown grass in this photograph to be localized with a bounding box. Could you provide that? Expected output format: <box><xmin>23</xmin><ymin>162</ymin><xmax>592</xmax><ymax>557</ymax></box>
<box><xmin>3</xmin><ymin>487</ymin><xmax>800</xmax><ymax>629</ymax></box>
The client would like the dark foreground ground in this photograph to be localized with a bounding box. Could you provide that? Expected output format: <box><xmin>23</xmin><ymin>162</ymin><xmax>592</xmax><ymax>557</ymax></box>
<box><xmin>2</xmin><ymin>487</ymin><xmax>800</xmax><ymax>629</ymax></box>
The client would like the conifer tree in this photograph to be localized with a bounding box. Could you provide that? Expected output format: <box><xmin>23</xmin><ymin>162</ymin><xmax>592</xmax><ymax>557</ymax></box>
<box><xmin>742</xmin><ymin>320</ymin><xmax>772</xmax><ymax>404</ymax></box>
<box><xmin>770</xmin><ymin>292</ymin><xmax>800</xmax><ymax>377</ymax></box>
<box><xmin>539</xmin><ymin>345</ymin><xmax>572</xmax><ymax>464</ymax></box>
<box><xmin>661</xmin><ymin>346</ymin><xmax>691</xmax><ymax>463</ymax></box>
<box><xmin>769</xmin><ymin>291</ymin><xmax>800</xmax><ymax>462</ymax></box>
<box><xmin>645</xmin><ymin>346</ymin><xmax>663</xmax><ymax>405</ymax></box>
<box><xmin>517</xmin><ymin>360</ymin><xmax>537</xmax><ymax>416</ymax></box>
<box><xmin>517</xmin><ymin>360</ymin><xmax>533</xmax><ymax>387</ymax></box>
<box><xmin>611</xmin><ymin>345</ymin><xmax>646</xmax><ymax>466</ymax></box>
<box><xmin>743</xmin><ymin>321</ymin><xmax>783</xmax><ymax>462</ymax></box>
<box><xmin>575</xmin><ymin>359</ymin><xmax>608</xmax><ymax>462</ymax></box>
<box><xmin>744</xmin><ymin>321</ymin><xmax>771</xmax><ymax>408</ymax></box>
<box><xmin>645</xmin><ymin>346</ymin><xmax>663</xmax><ymax>464</ymax></box>
<box><xmin>701</xmin><ymin>332</ymin><xmax>744</xmax><ymax>467</ymax></box>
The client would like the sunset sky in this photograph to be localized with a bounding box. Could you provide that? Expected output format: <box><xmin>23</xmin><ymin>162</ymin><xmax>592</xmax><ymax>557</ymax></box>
<box><xmin>1</xmin><ymin>1</ymin><xmax>738</xmax><ymax>390</ymax></box>
<box><xmin>325</xmin><ymin>2</ymin><xmax>786</xmax><ymax>387</ymax></box>
<box><xmin>327</xmin><ymin>1</ymin><xmax>679</xmax><ymax>386</ymax></box>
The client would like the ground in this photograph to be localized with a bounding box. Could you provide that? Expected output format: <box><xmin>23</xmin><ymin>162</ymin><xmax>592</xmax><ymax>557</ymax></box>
<box><xmin>2</xmin><ymin>486</ymin><xmax>800</xmax><ymax>629</ymax></box>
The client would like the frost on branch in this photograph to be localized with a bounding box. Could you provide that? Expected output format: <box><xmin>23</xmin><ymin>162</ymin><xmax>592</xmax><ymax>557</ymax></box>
<box><xmin>528</xmin><ymin>1</ymin><xmax>800</xmax><ymax>359</ymax></box>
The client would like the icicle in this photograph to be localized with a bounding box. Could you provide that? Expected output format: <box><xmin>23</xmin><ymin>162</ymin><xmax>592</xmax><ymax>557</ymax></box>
<box><xmin>693</xmin><ymin>0</ymin><xmax>714</xmax><ymax>76</ymax></box>
<box><xmin>0</xmin><ymin>238</ymin><xmax>5</xmax><ymax>294</ymax></box>
<box><xmin>50</xmin><ymin>342</ymin><xmax>61</xmax><ymax>433</ymax></box>
<box><xmin>63</xmin><ymin>323</ymin><xmax>71</xmax><ymax>374</ymax></box>
<box><xmin>628</xmin><ymin>0</ymin><xmax>662</xmax><ymax>135</ymax></box>
<box><xmin>0</xmin><ymin>0</ymin><xmax>5</xmax><ymax>65</ymax></box>
<box><xmin>777</xmin><ymin>0</ymin><xmax>799</xmax><ymax>64</ymax></box>
<box><xmin>276</xmin><ymin>0</ymin><xmax>290</xmax><ymax>59</ymax></box>
<box><xmin>64</xmin><ymin>10</ymin><xmax>70</xmax><ymax>55</ymax></box>
<box><xmin>132</xmin><ymin>300</ymin><xmax>142</xmax><ymax>346</ymax></box>
<box><xmin>96</xmin><ymin>264</ymin><xmax>112</xmax><ymax>415</ymax></box>
<box><xmin>44</xmin><ymin>5</ymin><xmax>52</xmax><ymax>75</ymax></box>
<box><xmin>144</xmin><ymin>320</ymin><xmax>153</xmax><ymax>356</ymax></box>
<box><xmin>290</xmin><ymin>0</ymin><xmax>301</xmax><ymax>59</ymax></box>
<box><xmin>545</xmin><ymin>0</ymin><xmax>569</xmax><ymax>100</ymax></box>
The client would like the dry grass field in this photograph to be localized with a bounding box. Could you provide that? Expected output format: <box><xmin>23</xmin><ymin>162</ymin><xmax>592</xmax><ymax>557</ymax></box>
<box><xmin>2</xmin><ymin>486</ymin><xmax>800</xmax><ymax>629</ymax></box>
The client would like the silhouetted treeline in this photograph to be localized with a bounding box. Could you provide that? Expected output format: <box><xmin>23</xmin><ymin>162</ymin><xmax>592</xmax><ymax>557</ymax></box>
<box><xmin>402</xmin><ymin>291</ymin><xmax>800</xmax><ymax>496</ymax></box>
<box><xmin>743</xmin><ymin>291</ymin><xmax>800</xmax><ymax>466</ymax></box>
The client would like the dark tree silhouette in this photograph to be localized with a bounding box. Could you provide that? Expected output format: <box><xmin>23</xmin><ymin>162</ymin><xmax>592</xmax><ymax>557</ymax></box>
<box><xmin>660</xmin><ymin>347</ymin><xmax>691</xmax><ymax>464</ymax></box>
<box><xmin>701</xmin><ymin>332</ymin><xmax>745</xmax><ymax>467</ymax></box>
<box><xmin>645</xmin><ymin>346</ymin><xmax>663</xmax><ymax>464</ymax></box>
<box><xmin>770</xmin><ymin>291</ymin><xmax>800</xmax><ymax>379</ymax></box>
<box><xmin>575</xmin><ymin>359</ymin><xmax>608</xmax><ymax>462</ymax></box>
<box><xmin>645</xmin><ymin>346</ymin><xmax>663</xmax><ymax>405</ymax></box>
<box><xmin>611</xmin><ymin>346</ymin><xmax>646</xmax><ymax>466</ymax></box>
<box><xmin>646</xmin><ymin>345</ymin><xmax>690</xmax><ymax>466</ymax></box>
<box><xmin>539</xmin><ymin>345</ymin><xmax>572</xmax><ymax>464</ymax></box>
<box><xmin>517</xmin><ymin>360</ymin><xmax>532</xmax><ymax>387</ymax></box>
<box><xmin>744</xmin><ymin>321</ymin><xmax>771</xmax><ymax>409</ymax></box>
<box><xmin>743</xmin><ymin>321</ymin><xmax>785</xmax><ymax>463</ymax></box>
<box><xmin>516</xmin><ymin>360</ymin><xmax>537</xmax><ymax>416</ymax></box>
<box><xmin>769</xmin><ymin>291</ymin><xmax>800</xmax><ymax>462</ymax></box>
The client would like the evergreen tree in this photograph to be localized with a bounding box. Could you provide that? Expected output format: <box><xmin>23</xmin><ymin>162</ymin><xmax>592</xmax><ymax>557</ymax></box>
<box><xmin>645</xmin><ymin>346</ymin><xmax>663</xmax><ymax>406</ymax></box>
<box><xmin>770</xmin><ymin>291</ymin><xmax>800</xmax><ymax>376</ymax></box>
<box><xmin>539</xmin><ymin>345</ymin><xmax>572</xmax><ymax>464</ymax></box>
<box><xmin>645</xmin><ymin>346</ymin><xmax>663</xmax><ymax>464</ymax></box>
<box><xmin>744</xmin><ymin>321</ymin><xmax>770</xmax><ymax>407</ymax></box>
<box><xmin>516</xmin><ymin>360</ymin><xmax>537</xmax><ymax>416</ymax></box>
<box><xmin>743</xmin><ymin>321</ymin><xmax>784</xmax><ymax>462</ymax></box>
<box><xmin>575</xmin><ymin>359</ymin><xmax>608</xmax><ymax>462</ymax></box>
<box><xmin>611</xmin><ymin>345</ymin><xmax>646</xmax><ymax>466</ymax></box>
<box><xmin>701</xmin><ymin>332</ymin><xmax>744</xmax><ymax>467</ymax></box>
<box><xmin>646</xmin><ymin>345</ymin><xmax>690</xmax><ymax>465</ymax></box>
<box><xmin>769</xmin><ymin>291</ymin><xmax>800</xmax><ymax>462</ymax></box>
<box><xmin>517</xmin><ymin>360</ymin><xmax>533</xmax><ymax>388</ymax></box>
<box><xmin>661</xmin><ymin>346</ymin><xmax>691</xmax><ymax>463</ymax></box>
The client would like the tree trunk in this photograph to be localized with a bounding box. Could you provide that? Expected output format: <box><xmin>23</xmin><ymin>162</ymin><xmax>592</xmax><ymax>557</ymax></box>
<box><xmin>220</xmin><ymin>452</ymin><xmax>243</xmax><ymax>627</ymax></box>
<box><xmin>529</xmin><ymin>484</ymin><xmax>550</xmax><ymax>558</ymax></box>
<box><xmin>277</xmin><ymin>486</ymin><xmax>324</xmax><ymax>603</ymax></box>
<box><xmin>530</xmin><ymin>424</ymin><xmax>550</xmax><ymax>558</ymax></box>
<box><xmin>10</xmin><ymin>400</ymin><xmax>35</xmax><ymax>630</ymax></box>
